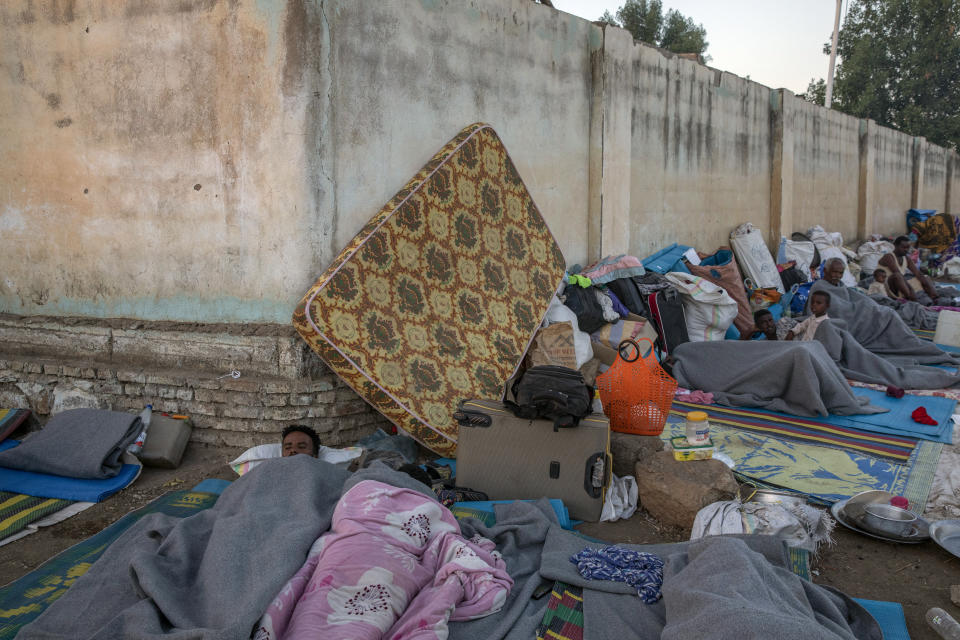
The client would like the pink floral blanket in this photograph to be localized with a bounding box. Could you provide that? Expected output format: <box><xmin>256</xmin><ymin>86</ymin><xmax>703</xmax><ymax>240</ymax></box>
<box><xmin>254</xmin><ymin>480</ymin><xmax>512</xmax><ymax>639</ymax></box>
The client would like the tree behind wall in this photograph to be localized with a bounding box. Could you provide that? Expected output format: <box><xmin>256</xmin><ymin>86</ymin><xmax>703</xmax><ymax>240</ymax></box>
<box><xmin>828</xmin><ymin>0</ymin><xmax>960</xmax><ymax>150</ymax></box>
<box><xmin>598</xmin><ymin>0</ymin><xmax>708</xmax><ymax>57</ymax></box>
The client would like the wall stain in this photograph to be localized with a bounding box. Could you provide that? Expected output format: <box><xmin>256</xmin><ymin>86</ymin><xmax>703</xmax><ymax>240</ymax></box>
<box><xmin>46</xmin><ymin>93</ymin><xmax>61</xmax><ymax>109</ymax></box>
<box><xmin>125</xmin><ymin>0</ymin><xmax>218</xmax><ymax>19</ymax></box>
<box><xmin>55</xmin><ymin>117</ymin><xmax>72</xmax><ymax>127</ymax></box>
<box><xmin>282</xmin><ymin>0</ymin><xmax>308</xmax><ymax>97</ymax></box>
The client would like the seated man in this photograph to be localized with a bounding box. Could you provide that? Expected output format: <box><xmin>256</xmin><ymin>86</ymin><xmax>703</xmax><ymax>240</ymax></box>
<box><xmin>281</xmin><ymin>425</ymin><xmax>320</xmax><ymax>458</ymax></box>
<box><xmin>786</xmin><ymin>291</ymin><xmax>830</xmax><ymax>341</ymax></box>
<box><xmin>878</xmin><ymin>235</ymin><xmax>938</xmax><ymax>303</ymax></box>
<box><xmin>739</xmin><ymin>309</ymin><xmax>778</xmax><ymax>341</ymax></box>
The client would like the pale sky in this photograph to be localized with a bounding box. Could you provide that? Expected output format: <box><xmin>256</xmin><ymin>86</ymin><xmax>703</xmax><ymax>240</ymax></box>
<box><xmin>555</xmin><ymin>0</ymin><xmax>846</xmax><ymax>95</ymax></box>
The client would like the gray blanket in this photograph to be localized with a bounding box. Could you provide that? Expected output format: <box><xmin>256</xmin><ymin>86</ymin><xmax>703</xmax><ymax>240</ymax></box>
<box><xmin>868</xmin><ymin>294</ymin><xmax>939</xmax><ymax>330</ymax></box>
<box><xmin>452</xmin><ymin>502</ymin><xmax>880</xmax><ymax>640</ymax></box>
<box><xmin>810</xmin><ymin>280</ymin><xmax>958</xmax><ymax>365</ymax></box>
<box><xmin>18</xmin><ymin>455</ymin><xmax>353</xmax><ymax>639</ymax></box>
<box><xmin>0</xmin><ymin>408</ymin><xmax>141</xmax><ymax>479</ymax></box>
<box><xmin>816</xmin><ymin>320</ymin><xmax>960</xmax><ymax>389</ymax></box>
<box><xmin>671</xmin><ymin>340</ymin><xmax>887</xmax><ymax>417</ymax></box>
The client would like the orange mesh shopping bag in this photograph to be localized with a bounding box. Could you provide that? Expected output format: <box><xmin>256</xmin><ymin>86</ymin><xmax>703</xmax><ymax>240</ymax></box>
<box><xmin>595</xmin><ymin>338</ymin><xmax>678</xmax><ymax>435</ymax></box>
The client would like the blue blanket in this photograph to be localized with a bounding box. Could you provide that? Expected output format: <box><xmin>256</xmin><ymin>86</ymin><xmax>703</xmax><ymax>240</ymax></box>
<box><xmin>0</xmin><ymin>440</ymin><xmax>140</xmax><ymax>502</ymax></box>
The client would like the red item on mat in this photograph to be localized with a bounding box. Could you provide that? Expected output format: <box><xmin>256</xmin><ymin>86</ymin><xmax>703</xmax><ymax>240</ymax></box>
<box><xmin>911</xmin><ymin>407</ymin><xmax>938</xmax><ymax>426</ymax></box>
<box><xmin>889</xmin><ymin>496</ymin><xmax>910</xmax><ymax>509</ymax></box>
<box><xmin>885</xmin><ymin>385</ymin><xmax>905</xmax><ymax>398</ymax></box>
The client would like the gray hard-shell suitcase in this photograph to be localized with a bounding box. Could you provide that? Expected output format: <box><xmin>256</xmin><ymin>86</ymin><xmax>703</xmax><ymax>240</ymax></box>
<box><xmin>454</xmin><ymin>398</ymin><xmax>611</xmax><ymax>522</ymax></box>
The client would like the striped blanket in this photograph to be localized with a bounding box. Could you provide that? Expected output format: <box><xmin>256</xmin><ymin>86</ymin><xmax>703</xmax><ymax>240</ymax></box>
<box><xmin>0</xmin><ymin>492</ymin><xmax>73</xmax><ymax>542</ymax></box>
<box><xmin>670</xmin><ymin>401</ymin><xmax>917</xmax><ymax>462</ymax></box>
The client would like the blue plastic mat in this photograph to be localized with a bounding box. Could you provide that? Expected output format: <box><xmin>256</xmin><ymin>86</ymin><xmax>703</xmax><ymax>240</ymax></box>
<box><xmin>853</xmin><ymin>598</ymin><xmax>910</xmax><ymax>640</ymax></box>
<box><xmin>745</xmin><ymin>389</ymin><xmax>955</xmax><ymax>444</ymax></box>
<box><xmin>451</xmin><ymin>499</ymin><xmax>573</xmax><ymax>530</ymax></box>
<box><xmin>191</xmin><ymin>478</ymin><xmax>232</xmax><ymax>495</ymax></box>
<box><xmin>828</xmin><ymin>389</ymin><xmax>955</xmax><ymax>443</ymax></box>
<box><xmin>937</xmin><ymin>343</ymin><xmax>960</xmax><ymax>354</ymax></box>
<box><xmin>641</xmin><ymin>243</ymin><xmax>692</xmax><ymax>274</ymax></box>
<box><xmin>0</xmin><ymin>440</ymin><xmax>140</xmax><ymax>502</ymax></box>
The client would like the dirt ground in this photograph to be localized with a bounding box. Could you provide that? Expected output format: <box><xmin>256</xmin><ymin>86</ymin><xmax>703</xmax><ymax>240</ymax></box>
<box><xmin>2</xmin><ymin>444</ymin><xmax>959</xmax><ymax>640</ymax></box>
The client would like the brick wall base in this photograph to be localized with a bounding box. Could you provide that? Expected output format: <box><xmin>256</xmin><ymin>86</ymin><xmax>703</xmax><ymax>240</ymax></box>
<box><xmin>0</xmin><ymin>315</ymin><xmax>392</xmax><ymax>448</ymax></box>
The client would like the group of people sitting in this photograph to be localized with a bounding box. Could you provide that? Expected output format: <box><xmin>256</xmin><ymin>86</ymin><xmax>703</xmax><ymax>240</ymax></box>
<box><xmin>664</xmin><ymin>236</ymin><xmax>960</xmax><ymax>417</ymax></box>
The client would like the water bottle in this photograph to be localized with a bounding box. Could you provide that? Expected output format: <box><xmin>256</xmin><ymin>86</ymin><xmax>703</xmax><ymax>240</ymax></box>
<box><xmin>127</xmin><ymin>404</ymin><xmax>153</xmax><ymax>455</ymax></box>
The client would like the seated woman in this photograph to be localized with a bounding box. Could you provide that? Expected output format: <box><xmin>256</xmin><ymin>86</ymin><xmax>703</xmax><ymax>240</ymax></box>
<box><xmin>665</xmin><ymin>340</ymin><xmax>886</xmax><ymax>417</ymax></box>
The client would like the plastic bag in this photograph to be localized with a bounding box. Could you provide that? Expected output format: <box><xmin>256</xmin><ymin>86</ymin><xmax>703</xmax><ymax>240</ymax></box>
<box><xmin>600</xmin><ymin>473</ymin><xmax>638</xmax><ymax>522</ymax></box>
<box><xmin>777</xmin><ymin>237</ymin><xmax>816</xmax><ymax>278</ymax></box>
<box><xmin>730</xmin><ymin>222</ymin><xmax>784</xmax><ymax>293</ymax></box>
<box><xmin>857</xmin><ymin>240</ymin><xmax>895</xmax><ymax>275</ymax></box>
<box><xmin>664</xmin><ymin>272</ymin><xmax>739</xmax><ymax>341</ymax></box>
<box><xmin>542</xmin><ymin>296</ymin><xmax>594</xmax><ymax>368</ymax></box>
<box><xmin>807</xmin><ymin>225</ymin><xmax>856</xmax><ymax>286</ymax></box>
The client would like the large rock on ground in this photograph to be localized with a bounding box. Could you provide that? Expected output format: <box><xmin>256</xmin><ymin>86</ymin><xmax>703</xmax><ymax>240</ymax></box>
<box><xmin>634</xmin><ymin>450</ymin><xmax>738</xmax><ymax>529</ymax></box>
<box><xmin>610</xmin><ymin>431</ymin><xmax>663</xmax><ymax>478</ymax></box>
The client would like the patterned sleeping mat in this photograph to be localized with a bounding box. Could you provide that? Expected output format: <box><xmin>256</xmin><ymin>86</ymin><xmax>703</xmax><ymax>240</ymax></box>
<box><xmin>293</xmin><ymin>123</ymin><xmax>566</xmax><ymax>456</ymax></box>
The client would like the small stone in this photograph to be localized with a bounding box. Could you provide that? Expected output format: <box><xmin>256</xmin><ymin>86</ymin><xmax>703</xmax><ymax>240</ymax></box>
<box><xmin>610</xmin><ymin>431</ymin><xmax>664</xmax><ymax>478</ymax></box>
<box><xmin>634</xmin><ymin>450</ymin><xmax>739</xmax><ymax>530</ymax></box>
<box><xmin>951</xmin><ymin>585</ymin><xmax>960</xmax><ymax>607</ymax></box>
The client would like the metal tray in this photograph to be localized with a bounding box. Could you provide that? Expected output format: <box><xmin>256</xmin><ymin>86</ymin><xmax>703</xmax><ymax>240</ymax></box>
<box><xmin>831</xmin><ymin>499</ymin><xmax>930</xmax><ymax>544</ymax></box>
<box><xmin>929</xmin><ymin>519</ymin><xmax>960</xmax><ymax>558</ymax></box>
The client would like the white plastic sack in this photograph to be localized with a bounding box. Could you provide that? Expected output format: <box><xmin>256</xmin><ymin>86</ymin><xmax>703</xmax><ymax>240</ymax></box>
<box><xmin>600</xmin><ymin>473</ymin><xmax>638</xmax><ymax>522</ymax></box>
<box><xmin>229</xmin><ymin>442</ymin><xmax>362</xmax><ymax>476</ymax></box>
<box><xmin>730</xmin><ymin>222</ymin><xmax>784</xmax><ymax>293</ymax></box>
<box><xmin>777</xmin><ymin>237</ymin><xmax>815</xmax><ymax>280</ymax></box>
<box><xmin>807</xmin><ymin>225</ymin><xmax>856</xmax><ymax>286</ymax></box>
<box><xmin>664</xmin><ymin>272</ymin><xmax>738</xmax><ymax>342</ymax></box>
<box><xmin>542</xmin><ymin>295</ymin><xmax>594</xmax><ymax>368</ymax></box>
<box><xmin>857</xmin><ymin>240</ymin><xmax>895</xmax><ymax>275</ymax></box>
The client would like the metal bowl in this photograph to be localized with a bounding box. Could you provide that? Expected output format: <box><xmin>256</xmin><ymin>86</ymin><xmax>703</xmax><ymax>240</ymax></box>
<box><xmin>737</xmin><ymin>485</ymin><xmax>805</xmax><ymax>508</ymax></box>
<box><xmin>929</xmin><ymin>519</ymin><xmax>960</xmax><ymax>558</ymax></box>
<box><xmin>862</xmin><ymin>503</ymin><xmax>919</xmax><ymax>538</ymax></box>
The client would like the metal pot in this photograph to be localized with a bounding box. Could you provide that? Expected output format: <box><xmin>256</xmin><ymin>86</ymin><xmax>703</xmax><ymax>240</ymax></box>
<box><xmin>862</xmin><ymin>503</ymin><xmax>918</xmax><ymax>538</ymax></box>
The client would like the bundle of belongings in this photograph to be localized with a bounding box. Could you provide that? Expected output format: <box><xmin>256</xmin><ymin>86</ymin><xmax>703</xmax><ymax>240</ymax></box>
<box><xmin>15</xmin><ymin>457</ymin><xmax>884</xmax><ymax>640</ymax></box>
<box><xmin>0</xmin><ymin>409</ymin><xmax>141</xmax><ymax>480</ymax></box>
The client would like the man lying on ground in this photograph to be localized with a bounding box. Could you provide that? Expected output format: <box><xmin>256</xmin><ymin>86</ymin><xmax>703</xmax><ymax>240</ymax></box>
<box><xmin>878</xmin><ymin>235</ymin><xmax>939</xmax><ymax>303</ymax></box>
<box><xmin>281</xmin><ymin>425</ymin><xmax>320</xmax><ymax>458</ymax></box>
<box><xmin>738</xmin><ymin>309</ymin><xmax>778</xmax><ymax>341</ymax></box>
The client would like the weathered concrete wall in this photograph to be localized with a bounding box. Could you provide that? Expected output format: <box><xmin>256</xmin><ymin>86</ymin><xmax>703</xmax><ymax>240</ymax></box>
<box><xmin>322</xmin><ymin>0</ymin><xmax>598</xmax><ymax>268</ymax></box>
<box><xmin>628</xmin><ymin>48</ymin><xmax>772</xmax><ymax>257</ymax></box>
<box><xmin>870</xmin><ymin>126</ymin><xmax>915</xmax><ymax>235</ymax></box>
<box><xmin>922</xmin><ymin>144</ymin><xmax>948</xmax><ymax>213</ymax></box>
<box><xmin>790</xmin><ymin>98</ymin><xmax>861</xmax><ymax>241</ymax></box>
<box><xmin>2</xmin><ymin>0</ymin><xmax>957</xmax><ymax>326</ymax></box>
<box><xmin>0</xmin><ymin>0</ymin><xmax>323</xmax><ymax>323</ymax></box>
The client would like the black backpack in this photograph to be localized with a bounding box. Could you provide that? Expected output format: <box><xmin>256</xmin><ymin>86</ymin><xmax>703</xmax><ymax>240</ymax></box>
<box><xmin>562</xmin><ymin>284</ymin><xmax>607</xmax><ymax>334</ymax></box>
<box><xmin>505</xmin><ymin>365</ymin><xmax>594</xmax><ymax>431</ymax></box>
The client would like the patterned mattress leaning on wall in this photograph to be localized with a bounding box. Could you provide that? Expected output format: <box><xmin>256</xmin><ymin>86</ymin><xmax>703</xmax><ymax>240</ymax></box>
<box><xmin>293</xmin><ymin>123</ymin><xmax>566</xmax><ymax>456</ymax></box>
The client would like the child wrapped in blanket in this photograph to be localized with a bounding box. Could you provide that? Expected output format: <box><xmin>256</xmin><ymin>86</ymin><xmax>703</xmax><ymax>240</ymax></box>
<box><xmin>785</xmin><ymin>291</ymin><xmax>830</xmax><ymax>341</ymax></box>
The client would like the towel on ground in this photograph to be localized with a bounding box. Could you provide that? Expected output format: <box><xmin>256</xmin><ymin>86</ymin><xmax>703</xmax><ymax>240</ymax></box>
<box><xmin>670</xmin><ymin>340</ymin><xmax>887</xmax><ymax>417</ymax></box>
<box><xmin>0</xmin><ymin>409</ymin><xmax>141</xmax><ymax>479</ymax></box>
